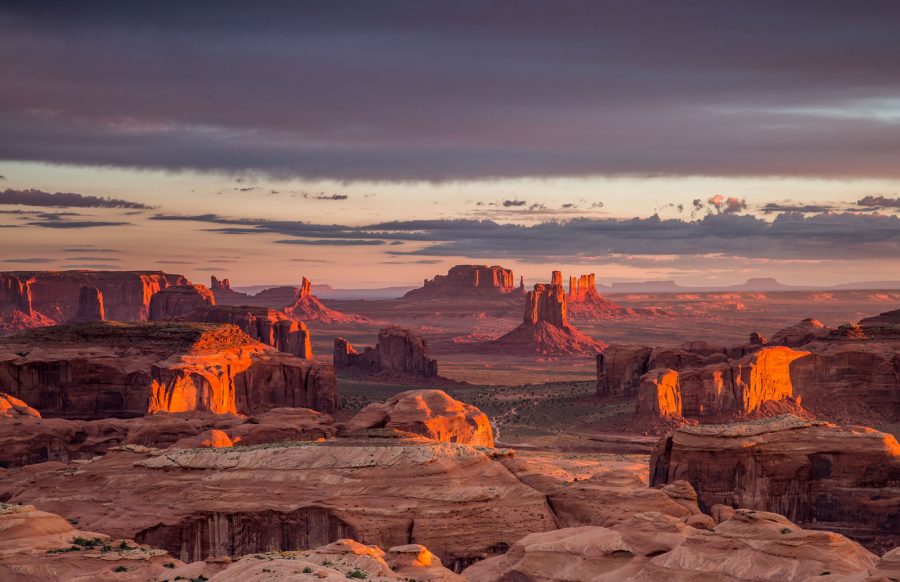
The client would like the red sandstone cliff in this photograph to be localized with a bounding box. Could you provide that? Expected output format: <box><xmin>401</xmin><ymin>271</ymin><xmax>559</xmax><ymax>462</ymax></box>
<box><xmin>148</xmin><ymin>284</ymin><xmax>215</xmax><ymax>320</ymax></box>
<box><xmin>186</xmin><ymin>305</ymin><xmax>312</xmax><ymax>358</ymax></box>
<box><xmin>0</xmin><ymin>322</ymin><xmax>336</xmax><ymax>419</ymax></box>
<box><xmin>404</xmin><ymin>264</ymin><xmax>520</xmax><ymax>299</ymax></box>
<box><xmin>334</xmin><ymin>326</ymin><xmax>437</xmax><ymax>377</ymax></box>
<box><xmin>0</xmin><ymin>274</ymin><xmax>53</xmax><ymax>332</ymax></box>
<box><xmin>68</xmin><ymin>286</ymin><xmax>105</xmax><ymax>322</ymax></box>
<box><xmin>488</xmin><ymin>273</ymin><xmax>606</xmax><ymax>355</ymax></box>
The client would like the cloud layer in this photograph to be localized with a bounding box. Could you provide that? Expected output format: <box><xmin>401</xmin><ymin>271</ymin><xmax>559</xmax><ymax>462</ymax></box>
<box><xmin>0</xmin><ymin>188</ymin><xmax>152</xmax><ymax>209</ymax></box>
<box><xmin>2</xmin><ymin>1</ymin><xmax>900</xmax><ymax>180</ymax></box>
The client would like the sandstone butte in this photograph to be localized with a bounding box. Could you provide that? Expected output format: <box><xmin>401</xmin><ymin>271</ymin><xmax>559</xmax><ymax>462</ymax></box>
<box><xmin>283</xmin><ymin>276</ymin><xmax>364</xmax><ymax>323</ymax></box>
<box><xmin>565</xmin><ymin>272</ymin><xmax>638</xmax><ymax>318</ymax></box>
<box><xmin>0</xmin><ymin>503</ymin><xmax>467</xmax><ymax>581</ymax></box>
<box><xmin>488</xmin><ymin>271</ymin><xmax>606</xmax><ymax>356</ymax></box>
<box><xmin>334</xmin><ymin>326</ymin><xmax>438</xmax><ymax>378</ymax></box>
<box><xmin>0</xmin><ymin>321</ymin><xmax>336</xmax><ymax>420</ymax></box>
<box><xmin>598</xmin><ymin>308</ymin><xmax>900</xmax><ymax>426</ymax></box>
<box><xmin>0</xmin><ymin>270</ymin><xmax>189</xmax><ymax>332</ymax></box>
<box><xmin>150</xmin><ymin>286</ymin><xmax>313</xmax><ymax>358</ymax></box>
<box><xmin>650</xmin><ymin>414</ymin><xmax>900</xmax><ymax>554</ymax></box>
<box><xmin>404</xmin><ymin>264</ymin><xmax>523</xmax><ymax>299</ymax></box>
<box><xmin>344</xmin><ymin>389</ymin><xmax>494</xmax><ymax>446</ymax></box>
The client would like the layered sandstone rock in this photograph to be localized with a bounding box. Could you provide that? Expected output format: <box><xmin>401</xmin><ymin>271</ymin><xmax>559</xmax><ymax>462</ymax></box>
<box><xmin>334</xmin><ymin>327</ymin><xmax>438</xmax><ymax>377</ymax></box>
<box><xmin>636</xmin><ymin>368</ymin><xmax>683</xmax><ymax>418</ymax></box>
<box><xmin>209</xmin><ymin>274</ymin><xmax>254</xmax><ymax>305</ymax></box>
<box><xmin>489</xmin><ymin>274</ymin><xmax>606</xmax><ymax>355</ymax></box>
<box><xmin>859</xmin><ymin>308</ymin><xmax>900</xmax><ymax>339</ymax></box>
<box><xmin>0</xmin><ymin>322</ymin><xmax>336</xmax><ymax>420</ymax></box>
<box><xmin>0</xmin><ymin>270</ymin><xmax>189</xmax><ymax>323</ymax></box>
<box><xmin>650</xmin><ymin>415</ymin><xmax>900</xmax><ymax>552</ymax></box>
<box><xmin>68</xmin><ymin>285</ymin><xmax>105</xmax><ymax>322</ymax></box>
<box><xmin>0</xmin><ymin>435</ymin><xmax>558</xmax><ymax>569</ymax></box>
<box><xmin>148</xmin><ymin>284</ymin><xmax>215</xmax><ymax>320</ymax></box>
<box><xmin>284</xmin><ymin>276</ymin><xmax>362</xmax><ymax>323</ymax></box>
<box><xmin>404</xmin><ymin>265</ymin><xmax>518</xmax><ymax>299</ymax></box>
<box><xmin>0</xmin><ymin>273</ymin><xmax>54</xmax><ymax>332</ymax></box>
<box><xmin>344</xmin><ymin>389</ymin><xmax>494</xmax><ymax>447</ymax></box>
<box><xmin>465</xmin><ymin>509</ymin><xmax>883</xmax><ymax>581</ymax></box>
<box><xmin>181</xmin><ymin>305</ymin><xmax>313</xmax><ymax>358</ymax></box>
<box><xmin>0</xmin><ymin>392</ymin><xmax>40</xmax><ymax>418</ymax></box>
<box><xmin>0</xmin><ymin>503</ymin><xmax>184</xmax><ymax>581</ymax></box>
<box><xmin>770</xmin><ymin>317</ymin><xmax>831</xmax><ymax>347</ymax></box>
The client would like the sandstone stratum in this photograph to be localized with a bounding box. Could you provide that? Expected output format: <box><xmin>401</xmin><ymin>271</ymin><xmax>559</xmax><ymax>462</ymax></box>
<box><xmin>335</xmin><ymin>326</ymin><xmax>438</xmax><ymax>378</ymax></box>
<box><xmin>0</xmin><ymin>321</ymin><xmax>336</xmax><ymax>419</ymax></box>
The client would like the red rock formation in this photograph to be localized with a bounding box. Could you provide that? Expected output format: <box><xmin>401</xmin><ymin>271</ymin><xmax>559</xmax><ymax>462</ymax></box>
<box><xmin>68</xmin><ymin>286</ymin><xmax>105</xmax><ymax>322</ymax></box>
<box><xmin>636</xmin><ymin>368</ymin><xmax>683</xmax><ymax>418</ymax></box>
<box><xmin>180</xmin><ymin>305</ymin><xmax>312</xmax><ymax>358</ymax></box>
<box><xmin>0</xmin><ymin>392</ymin><xmax>40</xmax><ymax>418</ymax></box>
<box><xmin>404</xmin><ymin>264</ymin><xmax>518</xmax><ymax>298</ymax></box>
<box><xmin>1</xmin><ymin>270</ymin><xmax>188</xmax><ymax>323</ymax></box>
<box><xmin>0</xmin><ymin>322</ymin><xmax>336</xmax><ymax>419</ymax></box>
<box><xmin>489</xmin><ymin>274</ymin><xmax>606</xmax><ymax>355</ymax></box>
<box><xmin>0</xmin><ymin>273</ymin><xmax>53</xmax><ymax>332</ymax></box>
<box><xmin>210</xmin><ymin>275</ymin><xmax>231</xmax><ymax>291</ymax></box>
<box><xmin>858</xmin><ymin>308</ymin><xmax>900</xmax><ymax>339</ymax></box>
<box><xmin>334</xmin><ymin>326</ymin><xmax>438</xmax><ymax>377</ymax></box>
<box><xmin>344</xmin><ymin>389</ymin><xmax>494</xmax><ymax>446</ymax></box>
<box><xmin>284</xmin><ymin>276</ymin><xmax>362</xmax><ymax>323</ymax></box>
<box><xmin>770</xmin><ymin>317</ymin><xmax>830</xmax><ymax>347</ymax></box>
<box><xmin>650</xmin><ymin>415</ymin><xmax>900</xmax><ymax>552</ymax></box>
<box><xmin>148</xmin><ymin>284</ymin><xmax>215</xmax><ymax>320</ymax></box>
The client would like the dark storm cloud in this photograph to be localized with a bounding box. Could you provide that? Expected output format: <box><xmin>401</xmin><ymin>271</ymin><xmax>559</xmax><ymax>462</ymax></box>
<box><xmin>857</xmin><ymin>195</ymin><xmax>900</xmax><ymax>209</ymax></box>
<box><xmin>0</xmin><ymin>188</ymin><xmax>153</xmax><ymax>209</ymax></box>
<box><xmin>150</xmin><ymin>210</ymin><xmax>900</xmax><ymax>262</ymax></box>
<box><xmin>2</xmin><ymin>1</ymin><xmax>900</xmax><ymax>180</ymax></box>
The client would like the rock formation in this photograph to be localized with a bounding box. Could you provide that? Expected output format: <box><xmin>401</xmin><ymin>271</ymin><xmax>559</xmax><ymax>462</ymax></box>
<box><xmin>635</xmin><ymin>368</ymin><xmax>683</xmax><ymax>418</ymax></box>
<box><xmin>0</xmin><ymin>270</ymin><xmax>188</xmax><ymax>324</ymax></box>
<box><xmin>344</xmin><ymin>389</ymin><xmax>494</xmax><ymax>447</ymax></box>
<box><xmin>404</xmin><ymin>265</ymin><xmax>519</xmax><ymax>299</ymax></box>
<box><xmin>0</xmin><ymin>273</ymin><xmax>55</xmax><ymax>332</ymax></box>
<box><xmin>770</xmin><ymin>317</ymin><xmax>830</xmax><ymax>347</ymax></box>
<box><xmin>0</xmin><ymin>322</ymin><xmax>336</xmax><ymax>419</ymax></box>
<box><xmin>650</xmin><ymin>415</ymin><xmax>900</xmax><ymax>552</ymax></box>
<box><xmin>0</xmin><ymin>433</ymin><xmax>558</xmax><ymax>569</ymax></box>
<box><xmin>183</xmin><ymin>305</ymin><xmax>312</xmax><ymax>358</ymax></box>
<box><xmin>284</xmin><ymin>276</ymin><xmax>362</xmax><ymax>323</ymax></box>
<box><xmin>488</xmin><ymin>273</ymin><xmax>606</xmax><ymax>355</ymax></box>
<box><xmin>464</xmin><ymin>509</ymin><xmax>884</xmax><ymax>581</ymax></box>
<box><xmin>68</xmin><ymin>286</ymin><xmax>105</xmax><ymax>322</ymax></box>
<box><xmin>0</xmin><ymin>403</ymin><xmax>336</xmax><ymax>467</ymax></box>
<box><xmin>148</xmin><ymin>284</ymin><xmax>215</xmax><ymax>320</ymax></box>
<box><xmin>334</xmin><ymin>326</ymin><xmax>438</xmax><ymax>377</ymax></box>
<box><xmin>859</xmin><ymin>307</ymin><xmax>900</xmax><ymax>339</ymax></box>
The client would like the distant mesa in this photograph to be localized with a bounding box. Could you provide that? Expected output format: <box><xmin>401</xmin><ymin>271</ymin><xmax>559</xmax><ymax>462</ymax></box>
<box><xmin>334</xmin><ymin>326</ymin><xmax>438</xmax><ymax>378</ymax></box>
<box><xmin>284</xmin><ymin>276</ymin><xmax>363</xmax><ymax>323</ymax></box>
<box><xmin>211</xmin><ymin>274</ymin><xmax>362</xmax><ymax>323</ymax></box>
<box><xmin>487</xmin><ymin>271</ymin><xmax>606</xmax><ymax>356</ymax></box>
<box><xmin>404</xmin><ymin>264</ymin><xmax>524</xmax><ymax>299</ymax></box>
<box><xmin>68</xmin><ymin>286</ymin><xmax>105</xmax><ymax>323</ymax></box>
<box><xmin>0</xmin><ymin>322</ymin><xmax>336</xmax><ymax>419</ymax></box>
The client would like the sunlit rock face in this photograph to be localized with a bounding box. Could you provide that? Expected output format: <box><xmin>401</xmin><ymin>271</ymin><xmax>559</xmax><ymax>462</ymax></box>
<box><xmin>636</xmin><ymin>368</ymin><xmax>683</xmax><ymax>418</ymax></box>
<box><xmin>405</xmin><ymin>264</ymin><xmax>518</xmax><ymax>299</ymax></box>
<box><xmin>68</xmin><ymin>286</ymin><xmax>105</xmax><ymax>322</ymax></box>
<box><xmin>334</xmin><ymin>326</ymin><xmax>438</xmax><ymax>377</ymax></box>
<box><xmin>650</xmin><ymin>415</ymin><xmax>900</xmax><ymax>553</ymax></box>
<box><xmin>0</xmin><ymin>270</ymin><xmax>188</xmax><ymax>324</ymax></box>
<box><xmin>0</xmin><ymin>322</ymin><xmax>336</xmax><ymax>420</ymax></box>
<box><xmin>344</xmin><ymin>389</ymin><xmax>494</xmax><ymax>447</ymax></box>
<box><xmin>148</xmin><ymin>284</ymin><xmax>215</xmax><ymax>320</ymax></box>
<box><xmin>488</xmin><ymin>273</ymin><xmax>606</xmax><ymax>356</ymax></box>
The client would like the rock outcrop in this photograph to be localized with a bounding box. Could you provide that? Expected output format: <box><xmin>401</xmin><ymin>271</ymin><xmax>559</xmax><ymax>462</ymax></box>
<box><xmin>209</xmin><ymin>274</ymin><xmax>253</xmax><ymax>305</ymax></box>
<box><xmin>0</xmin><ymin>434</ymin><xmax>558</xmax><ymax>569</ymax></box>
<box><xmin>404</xmin><ymin>265</ymin><xmax>519</xmax><ymax>299</ymax></box>
<box><xmin>344</xmin><ymin>389</ymin><xmax>494</xmax><ymax>447</ymax></box>
<box><xmin>68</xmin><ymin>285</ymin><xmax>105</xmax><ymax>322</ymax></box>
<box><xmin>182</xmin><ymin>305</ymin><xmax>312</xmax><ymax>358</ymax></box>
<box><xmin>0</xmin><ymin>404</ymin><xmax>336</xmax><ymax>467</ymax></box>
<box><xmin>488</xmin><ymin>273</ymin><xmax>606</xmax><ymax>355</ymax></box>
<box><xmin>0</xmin><ymin>322</ymin><xmax>337</xmax><ymax>419</ymax></box>
<box><xmin>0</xmin><ymin>273</ymin><xmax>54</xmax><ymax>332</ymax></box>
<box><xmin>284</xmin><ymin>276</ymin><xmax>362</xmax><ymax>323</ymax></box>
<box><xmin>334</xmin><ymin>326</ymin><xmax>438</xmax><ymax>377</ymax></box>
<box><xmin>0</xmin><ymin>270</ymin><xmax>188</xmax><ymax>324</ymax></box>
<box><xmin>148</xmin><ymin>284</ymin><xmax>215</xmax><ymax>320</ymax></box>
<box><xmin>770</xmin><ymin>317</ymin><xmax>830</xmax><ymax>347</ymax></box>
<box><xmin>650</xmin><ymin>415</ymin><xmax>900</xmax><ymax>552</ymax></box>
<box><xmin>635</xmin><ymin>368</ymin><xmax>683</xmax><ymax>418</ymax></box>
<box><xmin>464</xmin><ymin>509</ymin><xmax>884</xmax><ymax>581</ymax></box>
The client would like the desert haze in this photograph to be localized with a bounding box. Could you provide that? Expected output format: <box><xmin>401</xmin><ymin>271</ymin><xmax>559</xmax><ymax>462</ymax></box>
<box><xmin>1</xmin><ymin>2</ymin><xmax>899</xmax><ymax>581</ymax></box>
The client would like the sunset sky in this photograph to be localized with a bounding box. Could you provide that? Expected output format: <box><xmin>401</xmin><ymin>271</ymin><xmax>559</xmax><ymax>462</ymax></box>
<box><xmin>1</xmin><ymin>1</ymin><xmax>899</xmax><ymax>288</ymax></box>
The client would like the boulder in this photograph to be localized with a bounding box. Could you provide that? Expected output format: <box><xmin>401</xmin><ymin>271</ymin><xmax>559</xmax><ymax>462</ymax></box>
<box><xmin>404</xmin><ymin>264</ymin><xmax>518</xmax><ymax>298</ymax></box>
<box><xmin>344</xmin><ymin>389</ymin><xmax>494</xmax><ymax>447</ymax></box>
<box><xmin>0</xmin><ymin>322</ymin><xmax>336</xmax><ymax>419</ymax></box>
<box><xmin>148</xmin><ymin>284</ymin><xmax>215</xmax><ymax>320</ymax></box>
<box><xmin>334</xmin><ymin>326</ymin><xmax>438</xmax><ymax>378</ymax></box>
<box><xmin>650</xmin><ymin>415</ymin><xmax>900</xmax><ymax>553</ymax></box>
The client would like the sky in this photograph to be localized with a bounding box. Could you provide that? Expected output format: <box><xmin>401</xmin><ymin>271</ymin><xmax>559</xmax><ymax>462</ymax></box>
<box><xmin>1</xmin><ymin>1</ymin><xmax>899</xmax><ymax>288</ymax></box>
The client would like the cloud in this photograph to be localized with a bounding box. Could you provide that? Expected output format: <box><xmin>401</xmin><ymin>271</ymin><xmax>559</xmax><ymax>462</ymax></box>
<box><xmin>706</xmin><ymin>195</ymin><xmax>747</xmax><ymax>215</ymax></box>
<box><xmin>62</xmin><ymin>247</ymin><xmax>120</xmax><ymax>253</ymax></box>
<box><xmin>857</xmin><ymin>195</ymin><xmax>900</xmax><ymax>208</ymax></box>
<box><xmin>502</xmin><ymin>200</ymin><xmax>527</xmax><ymax>207</ymax></box>
<box><xmin>2</xmin><ymin>2</ymin><xmax>900</xmax><ymax>181</ymax></box>
<box><xmin>64</xmin><ymin>256</ymin><xmax>121</xmax><ymax>261</ymax></box>
<box><xmin>274</xmin><ymin>238</ymin><xmax>386</xmax><ymax>246</ymax></box>
<box><xmin>761</xmin><ymin>202</ymin><xmax>835</xmax><ymax>213</ymax></box>
<box><xmin>303</xmin><ymin>193</ymin><xmax>349</xmax><ymax>201</ymax></box>
<box><xmin>0</xmin><ymin>188</ymin><xmax>152</xmax><ymax>209</ymax></box>
<box><xmin>61</xmin><ymin>263</ymin><xmax>122</xmax><ymax>269</ymax></box>
<box><xmin>26</xmin><ymin>214</ymin><xmax>131</xmax><ymax>229</ymax></box>
<box><xmin>1</xmin><ymin>257</ymin><xmax>55</xmax><ymax>264</ymax></box>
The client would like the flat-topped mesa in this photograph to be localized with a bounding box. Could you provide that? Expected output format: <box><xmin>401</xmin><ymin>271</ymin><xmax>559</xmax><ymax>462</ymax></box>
<box><xmin>404</xmin><ymin>264</ymin><xmax>519</xmax><ymax>298</ymax></box>
<box><xmin>69</xmin><ymin>286</ymin><xmax>105</xmax><ymax>322</ymax></box>
<box><xmin>284</xmin><ymin>275</ymin><xmax>360</xmax><ymax>323</ymax></box>
<box><xmin>148</xmin><ymin>284</ymin><xmax>215</xmax><ymax>320</ymax></box>
<box><xmin>0</xmin><ymin>322</ymin><xmax>336</xmax><ymax>419</ymax></box>
<box><xmin>333</xmin><ymin>326</ymin><xmax>438</xmax><ymax>378</ymax></box>
<box><xmin>0</xmin><ymin>270</ymin><xmax>188</xmax><ymax>323</ymax></box>
<box><xmin>186</xmin><ymin>305</ymin><xmax>312</xmax><ymax>358</ymax></box>
<box><xmin>650</xmin><ymin>415</ymin><xmax>900</xmax><ymax>552</ymax></box>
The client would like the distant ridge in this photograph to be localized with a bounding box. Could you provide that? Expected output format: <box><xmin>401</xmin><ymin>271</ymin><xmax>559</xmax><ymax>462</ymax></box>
<box><xmin>605</xmin><ymin>278</ymin><xmax>900</xmax><ymax>293</ymax></box>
